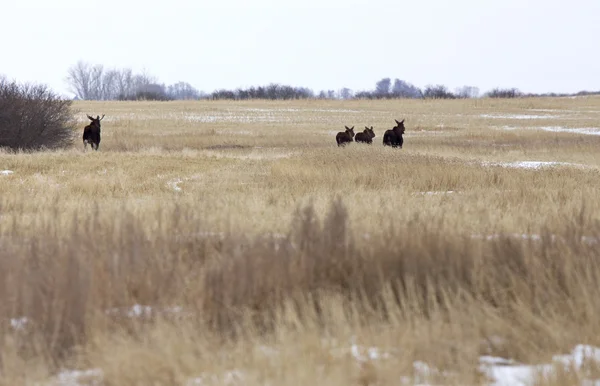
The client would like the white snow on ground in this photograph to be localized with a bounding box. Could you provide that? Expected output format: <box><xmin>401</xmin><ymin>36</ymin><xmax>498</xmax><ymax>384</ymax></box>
<box><xmin>500</xmin><ymin>125</ymin><xmax>600</xmax><ymax>136</ymax></box>
<box><xmin>415</xmin><ymin>191</ymin><xmax>457</xmax><ymax>196</ymax></box>
<box><xmin>242</xmin><ymin>107</ymin><xmax>362</xmax><ymax>113</ymax></box>
<box><xmin>1</xmin><ymin>170</ymin><xmax>14</xmax><ymax>175</ymax></box>
<box><xmin>167</xmin><ymin>178</ymin><xmax>183</xmax><ymax>192</ymax></box>
<box><xmin>23</xmin><ymin>339</ymin><xmax>600</xmax><ymax>385</ymax></box>
<box><xmin>10</xmin><ymin>316</ymin><xmax>29</xmax><ymax>330</ymax></box>
<box><xmin>47</xmin><ymin>369</ymin><xmax>103</xmax><ymax>386</ymax></box>
<box><xmin>527</xmin><ymin>109</ymin><xmax>573</xmax><ymax>113</ymax></box>
<box><xmin>203</xmin><ymin>149</ymin><xmax>295</xmax><ymax>160</ymax></box>
<box><xmin>187</xmin><ymin>370</ymin><xmax>245</xmax><ymax>385</ymax></box>
<box><xmin>481</xmin><ymin>345</ymin><xmax>600</xmax><ymax>386</ymax></box>
<box><xmin>483</xmin><ymin>160</ymin><xmax>586</xmax><ymax>169</ymax></box>
<box><xmin>105</xmin><ymin>304</ymin><xmax>187</xmax><ymax>320</ymax></box>
<box><xmin>480</xmin><ymin>114</ymin><xmax>561</xmax><ymax>120</ymax></box>
<box><xmin>538</xmin><ymin>126</ymin><xmax>600</xmax><ymax>135</ymax></box>
<box><xmin>472</xmin><ymin>233</ymin><xmax>598</xmax><ymax>245</ymax></box>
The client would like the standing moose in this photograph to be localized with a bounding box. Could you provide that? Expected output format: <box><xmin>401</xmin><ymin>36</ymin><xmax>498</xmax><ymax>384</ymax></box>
<box><xmin>83</xmin><ymin>114</ymin><xmax>105</xmax><ymax>151</ymax></box>
<box><xmin>355</xmin><ymin>126</ymin><xmax>376</xmax><ymax>144</ymax></box>
<box><xmin>336</xmin><ymin>126</ymin><xmax>355</xmax><ymax>146</ymax></box>
<box><xmin>383</xmin><ymin>119</ymin><xmax>406</xmax><ymax>148</ymax></box>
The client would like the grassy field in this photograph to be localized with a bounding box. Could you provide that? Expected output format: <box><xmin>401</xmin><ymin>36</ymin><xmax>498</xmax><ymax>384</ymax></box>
<box><xmin>1</xmin><ymin>97</ymin><xmax>600</xmax><ymax>385</ymax></box>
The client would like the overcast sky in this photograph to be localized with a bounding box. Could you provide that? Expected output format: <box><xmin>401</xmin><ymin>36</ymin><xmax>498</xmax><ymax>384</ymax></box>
<box><xmin>2</xmin><ymin>0</ymin><xmax>598</xmax><ymax>97</ymax></box>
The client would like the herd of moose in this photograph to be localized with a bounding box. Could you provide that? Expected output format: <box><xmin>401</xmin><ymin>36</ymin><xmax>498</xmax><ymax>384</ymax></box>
<box><xmin>82</xmin><ymin>113</ymin><xmax>406</xmax><ymax>151</ymax></box>
<box><xmin>336</xmin><ymin>119</ymin><xmax>406</xmax><ymax>148</ymax></box>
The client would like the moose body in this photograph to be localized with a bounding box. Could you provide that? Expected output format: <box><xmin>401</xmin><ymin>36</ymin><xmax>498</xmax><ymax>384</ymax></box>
<box><xmin>83</xmin><ymin>114</ymin><xmax>104</xmax><ymax>151</ymax></box>
<box><xmin>383</xmin><ymin>119</ymin><xmax>405</xmax><ymax>148</ymax></box>
<box><xmin>336</xmin><ymin>126</ymin><xmax>355</xmax><ymax>146</ymax></box>
<box><xmin>355</xmin><ymin>126</ymin><xmax>375</xmax><ymax>144</ymax></box>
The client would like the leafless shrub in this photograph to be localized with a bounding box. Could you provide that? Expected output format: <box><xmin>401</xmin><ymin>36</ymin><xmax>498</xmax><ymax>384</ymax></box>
<box><xmin>485</xmin><ymin>87</ymin><xmax>523</xmax><ymax>98</ymax></box>
<box><xmin>0</xmin><ymin>78</ymin><xmax>75</xmax><ymax>151</ymax></box>
<box><xmin>423</xmin><ymin>84</ymin><xmax>456</xmax><ymax>99</ymax></box>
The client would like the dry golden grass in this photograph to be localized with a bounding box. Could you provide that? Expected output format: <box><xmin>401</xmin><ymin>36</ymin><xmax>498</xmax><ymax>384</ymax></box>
<box><xmin>1</xmin><ymin>97</ymin><xmax>600</xmax><ymax>385</ymax></box>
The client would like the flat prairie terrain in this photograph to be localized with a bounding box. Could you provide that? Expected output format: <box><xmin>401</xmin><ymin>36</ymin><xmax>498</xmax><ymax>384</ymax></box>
<box><xmin>1</xmin><ymin>97</ymin><xmax>600</xmax><ymax>385</ymax></box>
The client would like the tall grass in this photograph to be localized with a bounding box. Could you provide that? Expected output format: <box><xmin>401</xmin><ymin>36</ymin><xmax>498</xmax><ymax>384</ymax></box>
<box><xmin>2</xmin><ymin>199</ymin><xmax>600</xmax><ymax>384</ymax></box>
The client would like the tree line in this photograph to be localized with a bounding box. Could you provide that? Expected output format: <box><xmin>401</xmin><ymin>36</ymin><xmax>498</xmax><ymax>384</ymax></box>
<box><xmin>65</xmin><ymin>61</ymin><xmax>600</xmax><ymax>101</ymax></box>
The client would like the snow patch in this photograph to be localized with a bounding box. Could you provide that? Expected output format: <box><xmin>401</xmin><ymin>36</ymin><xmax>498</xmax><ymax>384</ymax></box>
<box><xmin>105</xmin><ymin>304</ymin><xmax>188</xmax><ymax>320</ymax></box>
<box><xmin>242</xmin><ymin>107</ymin><xmax>362</xmax><ymax>113</ymax></box>
<box><xmin>415</xmin><ymin>191</ymin><xmax>457</xmax><ymax>196</ymax></box>
<box><xmin>472</xmin><ymin>233</ymin><xmax>598</xmax><ymax>245</ymax></box>
<box><xmin>32</xmin><ymin>343</ymin><xmax>600</xmax><ymax>386</ymax></box>
<box><xmin>350</xmin><ymin>344</ymin><xmax>391</xmax><ymax>362</ymax></box>
<box><xmin>1</xmin><ymin>170</ymin><xmax>14</xmax><ymax>175</ymax></box>
<box><xmin>167</xmin><ymin>179</ymin><xmax>183</xmax><ymax>192</ymax></box>
<box><xmin>187</xmin><ymin>370</ymin><xmax>244</xmax><ymax>385</ymax></box>
<box><xmin>480</xmin><ymin>345</ymin><xmax>600</xmax><ymax>386</ymax></box>
<box><xmin>538</xmin><ymin>126</ymin><xmax>600</xmax><ymax>136</ymax></box>
<box><xmin>10</xmin><ymin>317</ymin><xmax>29</xmax><ymax>330</ymax></box>
<box><xmin>481</xmin><ymin>114</ymin><xmax>560</xmax><ymax>120</ymax></box>
<box><xmin>483</xmin><ymin>161</ymin><xmax>585</xmax><ymax>170</ymax></box>
<box><xmin>217</xmin><ymin>130</ymin><xmax>253</xmax><ymax>135</ymax></box>
<box><xmin>46</xmin><ymin>368</ymin><xmax>103</xmax><ymax>386</ymax></box>
<box><xmin>499</xmin><ymin>126</ymin><xmax>600</xmax><ymax>136</ymax></box>
<box><xmin>203</xmin><ymin>150</ymin><xmax>294</xmax><ymax>160</ymax></box>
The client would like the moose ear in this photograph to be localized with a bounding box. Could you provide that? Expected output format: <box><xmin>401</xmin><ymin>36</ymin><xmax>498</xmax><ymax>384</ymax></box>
<box><xmin>345</xmin><ymin>126</ymin><xmax>350</xmax><ymax>130</ymax></box>
<box><xmin>350</xmin><ymin>126</ymin><xmax>354</xmax><ymax>130</ymax></box>
<box><xmin>400</xmin><ymin>119</ymin><xmax>405</xmax><ymax>124</ymax></box>
<box><xmin>365</xmin><ymin>126</ymin><xmax>369</xmax><ymax>130</ymax></box>
<box><xmin>395</xmin><ymin>119</ymin><xmax>400</xmax><ymax>125</ymax></box>
<box><xmin>87</xmin><ymin>114</ymin><xmax>94</xmax><ymax>120</ymax></box>
<box><xmin>100</xmin><ymin>114</ymin><xmax>105</xmax><ymax>120</ymax></box>
<box><xmin>370</xmin><ymin>126</ymin><xmax>373</xmax><ymax>130</ymax></box>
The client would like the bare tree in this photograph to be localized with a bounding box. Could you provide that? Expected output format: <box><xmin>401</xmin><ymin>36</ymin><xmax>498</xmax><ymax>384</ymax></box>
<box><xmin>455</xmin><ymin>85</ymin><xmax>480</xmax><ymax>99</ymax></box>
<box><xmin>114</xmin><ymin>68</ymin><xmax>134</xmax><ymax>99</ymax></box>
<box><xmin>391</xmin><ymin>79</ymin><xmax>422</xmax><ymax>98</ymax></box>
<box><xmin>66</xmin><ymin>62</ymin><xmax>168</xmax><ymax>101</ymax></box>
<box><xmin>423</xmin><ymin>84</ymin><xmax>456</xmax><ymax>99</ymax></box>
<box><xmin>66</xmin><ymin>61</ymin><xmax>93</xmax><ymax>100</ymax></box>
<box><xmin>485</xmin><ymin>88</ymin><xmax>522</xmax><ymax>98</ymax></box>
<box><xmin>375</xmin><ymin>78</ymin><xmax>391</xmax><ymax>98</ymax></box>
<box><xmin>339</xmin><ymin>87</ymin><xmax>353</xmax><ymax>99</ymax></box>
<box><xmin>167</xmin><ymin>81</ymin><xmax>201</xmax><ymax>100</ymax></box>
<box><xmin>88</xmin><ymin>64</ymin><xmax>104</xmax><ymax>100</ymax></box>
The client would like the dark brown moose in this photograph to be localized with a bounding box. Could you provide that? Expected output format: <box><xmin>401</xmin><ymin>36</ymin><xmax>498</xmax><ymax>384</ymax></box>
<box><xmin>336</xmin><ymin>126</ymin><xmax>355</xmax><ymax>146</ymax></box>
<box><xmin>355</xmin><ymin>126</ymin><xmax>375</xmax><ymax>144</ymax></box>
<box><xmin>83</xmin><ymin>114</ymin><xmax>105</xmax><ymax>151</ymax></box>
<box><xmin>382</xmin><ymin>119</ymin><xmax>405</xmax><ymax>148</ymax></box>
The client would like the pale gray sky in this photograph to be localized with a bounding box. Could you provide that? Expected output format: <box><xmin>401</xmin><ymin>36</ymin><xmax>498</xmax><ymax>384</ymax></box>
<box><xmin>2</xmin><ymin>0</ymin><xmax>599</xmax><ymax>97</ymax></box>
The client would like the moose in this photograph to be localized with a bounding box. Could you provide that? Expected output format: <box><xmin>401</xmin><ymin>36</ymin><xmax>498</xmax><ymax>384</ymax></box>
<box><xmin>382</xmin><ymin>119</ymin><xmax>406</xmax><ymax>148</ymax></box>
<box><xmin>355</xmin><ymin>126</ymin><xmax>376</xmax><ymax>144</ymax></box>
<box><xmin>83</xmin><ymin>114</ymin><xmax>105</xmax><ymax>151</ymax></box>
<box><xmin>336</xmin><ymin>126</ymin><xmax>355</xmax><ymax>146</ymax></box>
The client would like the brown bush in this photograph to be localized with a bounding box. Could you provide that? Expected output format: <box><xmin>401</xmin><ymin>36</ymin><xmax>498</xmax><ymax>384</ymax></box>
<box><xmin>0</xmin><ymin>78</ymin><xmax>75</xmax><ymax>151</ymax></box>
